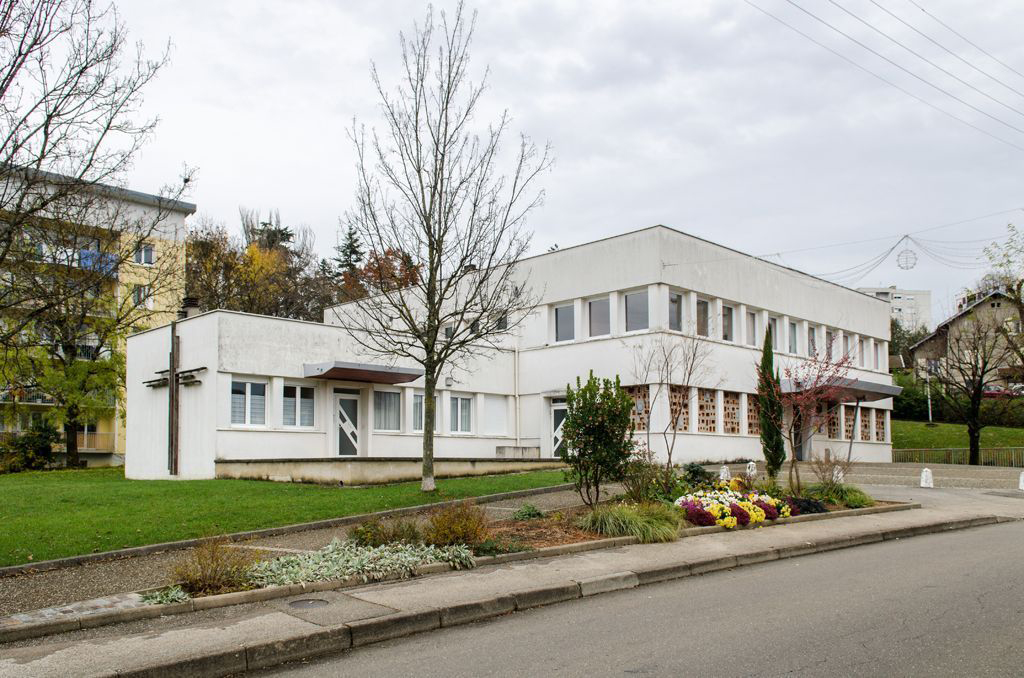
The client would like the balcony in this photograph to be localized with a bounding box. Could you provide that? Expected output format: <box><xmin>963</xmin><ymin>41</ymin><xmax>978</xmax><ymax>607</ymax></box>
<box><xmin>77</xmin><ymin>249</ymin><xmax>118</xmax><ymax>277</ymax></box>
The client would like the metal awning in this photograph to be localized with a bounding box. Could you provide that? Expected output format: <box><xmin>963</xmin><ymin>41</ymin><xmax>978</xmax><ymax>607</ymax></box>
<box><xmin>303</xmin><ymin>360</ymin><xmax>424</xmax><ymax>384</ymax></box>
<box><xmin>780</xmin><ymin>377</ymin><xmax>901</xmax><ymax>403</ymax></box>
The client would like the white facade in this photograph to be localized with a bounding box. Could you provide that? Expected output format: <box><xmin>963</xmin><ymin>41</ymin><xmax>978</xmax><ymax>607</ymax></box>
<box><xmin>857</xmin><ymin>286</ymin><xmax>932</xmax><ymax>331</ymax></box>
<box><xmin>126</xmin><ymin>226</ymin><xmax>896</xmax><ymax>480</ymax></box>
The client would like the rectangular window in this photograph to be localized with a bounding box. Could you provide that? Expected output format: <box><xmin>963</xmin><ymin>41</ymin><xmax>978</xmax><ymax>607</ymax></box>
<box><xmin>825</xmin><ymin>330</ymin><xmax>834</xmax><ymax>360</ymax></box>
<box><xmin>788</xmin><ymin>321</ymin><xmax>798</xmax><ymax>353</ymax></box>
<box><xmin>134</xmin><ymin>243</ymin><xmax>154</xmax><ymax>265</ymax></box>
<box><xmin>283</xmin><ymin>386</ymin><xmax>315</xmax><ymax>427</ymax></box>
<box><xmin>873</xmin><ymin>342</ymin><xmax>880</xmax><ymax>369</ymax></box>
<box><xmin>859</xmin><ymin>338</ymin><xmax>866</xmax><ymax>366</ymax></box>
<box><xmin>589</xmin><ymin>298</ymin><xmax>610</xmax><ymax>337</ymax></box>
<box><xmin>555</xmin><ymin>305</ymin><xmax>574</xmax><ymax>342</ymax></box>
<box><xmin>843</xmin><ymin>334</ymin><xmax>851</xmax><ymax>357</ymax></box>
<box><xmin>696</xmin><ymin>299</ymin><xmax>710</xmax><ymax>337</ymax></box>
<box><xmin>668</xmin><ymin>292</ymin><xmax>683</xmax><ymax>332</ymax></box>
<box><xmin>444</xmin><ymin>324</ymin><xmax>454</xmax><ymax>340</ymax></box>
<box><xmin>624</xmin><ymin>290</ymin><xmax>649</xmax><ymax>332</ymax></box>
<box><xmin>413</xmin><ymin>393</ymin><xmax>440</xmax><ymax>432</ymax></box>
<box><xmin>483</xmin><ymin>394</ymin><xmax>508</xmax><ymax>435</ymax></box>
<box><xmin>769</xmin><ymin>317</ymin><xmax>780</xmax><ymax>349</ymax></box>
<box><xmin>231</xmin><ymin>380</ymin><xmax>265</xmax><ymax>425</ymax></box>
<box><xmin>721</xmin><ymin>305</ymin><xmax>734</xmax><ymax>342</ymax></box>
<box><xmin>132</xmin><ymin>284</ymin><xmax>153</xmax><ymax>309</ymax></box>
<box><xmin>450</xmin><ymin>396</ymin><xmax>472</xmax><ymax>433</ymax></box>
<box><xmin>807</xmin><ymin>325</ymin><xmax>817</xmax><ymax>356</ymax></box>
<box><xmin>374</xmin><ymin>391</ymin><xmax>401</xmax><ymax>431</ymax></box>
<box><xmin>746</xmin><ymin>311</ymin><xmax>757</xmax><ymax>346</ymax></box>
<box><xmin>495</xmin><ymin>314</ymin><xmax>508</xmax><ymax>331</ymax></box>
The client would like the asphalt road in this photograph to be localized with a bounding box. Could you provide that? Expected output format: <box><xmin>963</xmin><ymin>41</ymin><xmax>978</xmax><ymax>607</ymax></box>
<box><xmin>261</xmin><ymin>521</ymin><xmax>1024</xmax><ymax>677</ymax></box>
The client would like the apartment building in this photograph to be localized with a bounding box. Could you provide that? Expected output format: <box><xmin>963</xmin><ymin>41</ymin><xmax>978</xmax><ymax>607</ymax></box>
<box><xmin>125</xmin><ymin>226</ymin><xmax>897</xmax><ymax>480</ymax></box>
<box><xmin>857</xmin><ymin>286</ymin><xmax>932</xmax><ymax>331</ymax></box>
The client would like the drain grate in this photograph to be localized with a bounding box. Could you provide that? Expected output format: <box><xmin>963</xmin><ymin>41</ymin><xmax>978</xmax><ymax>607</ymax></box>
<box><xmin>288</xmin><ymin>598</ymin><xmax>330</xmax><ymax>609</ymax></box>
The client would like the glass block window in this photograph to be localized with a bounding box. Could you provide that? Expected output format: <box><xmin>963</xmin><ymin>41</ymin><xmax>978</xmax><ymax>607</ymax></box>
<box><xmin>827</xmin><ymin>404</ymin><xmax>840</xmax><ymax>439</ymax></box>
<box><xmin>722</xmin><ymin>391</ymin><xmax>741</xmax><ymax>434</ymax></box>
<box><xmin>669</xmin><ymin>384</ymin><xmax>689</xmax><ymax>432</ymax></box>
<box><xmin>860</xmin><ymin>407</ymin><xmax>872</xmax><ymax>441</ymax></box>
<box><xmin>622</xmin><ymin>385</ymin><xmax>650</xmax><ymax>431</ymax></box>
<box><xmin>875</xmin><ymin>410</ymin><xmax>886</xmax><ymax>442</ymax></box>
<box><xmin>747</xmin><ymin>394</ymin><xmax>760</xmax><ymax>436</ymax></box>
<box><xmin>698</xmin><ymin>388</ymin><xmax>717</xmax><ymax>433</ymax></box>
<box><xmin>844</xmin><ymin>405</ymin><xmax>856</xmax><ymax>440</ymax></box>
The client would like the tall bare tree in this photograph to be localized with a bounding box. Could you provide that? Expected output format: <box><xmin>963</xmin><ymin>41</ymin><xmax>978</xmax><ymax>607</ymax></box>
<box><xmin>630</xmin><ymin>333</ymin><xmax>715</xmax><ymax>494</ymax></box>
<box><xmin>333</xmin><ymin>3</ymin><xmax>550</xmax><ymax>491</ymax></box>
<box><xmin>0</xmin><ymin>0</ymin><xmax>191</xmax><ymax>368</ymax></box>
<box><xmin>923</xmin><ymin>312</ymin><xmax>1017</xmax><ymax>464</ymax></box>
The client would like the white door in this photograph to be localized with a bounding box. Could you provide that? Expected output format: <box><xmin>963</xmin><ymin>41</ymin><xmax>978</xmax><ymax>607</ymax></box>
<box><xmin>551</xmin><ymin>401</ymin><xmax>567</xmax><ymax>458</ymax></box>
<box><xmin>337</xmin><ymin>394</ymin><xmax>359</xmax><ymax>456</ymax></box>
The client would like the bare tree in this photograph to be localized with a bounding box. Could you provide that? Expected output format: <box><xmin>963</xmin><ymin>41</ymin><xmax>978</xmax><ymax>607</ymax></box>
<box><xmin>333</xmin><ymin>3</ymin><xmax>550</xmax><ymax>491</ymax></box>
<box><xmin>0</xmin><ymin>0</ymin><xmax>191</xmax><ymax>368</ymax></box>
<box><xmin>924</xmin><ymin>312</ymin><xmax>1017</xmax><ymax>465</ymax></box>
<box><xmin>630</xmin><ymin>333</ymin><xmax>715</xmax><ymax>493</ymax></box>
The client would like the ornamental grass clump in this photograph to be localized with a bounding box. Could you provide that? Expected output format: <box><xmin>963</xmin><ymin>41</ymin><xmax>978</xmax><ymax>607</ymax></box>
<box><xmin>249</xmin><ymin>539</ymin><xmax>474</xmax><ymax>587</ymax></box>
<box><xmin>578</xmin><ymin>503</ymin><xmax>681</xmax><ymax>543</ymax></box>
<box><xmin>804</xmin><ymin>483</ymin><xmax>875</xmax><ymax>509</ymax></box>
<box><xmin>424</xmin><ymin>501</ymin><xmax>490</xmax><ymax>547</ymax></box>
<box><xmin>351</xmin><ymin>517</ymin><xmax>424</xmax><ymax>547</ymax></box>
<box><xmin>171</xmin><ymin>540</ymin><xmax>257</xmax><ymax>596</ymax></box>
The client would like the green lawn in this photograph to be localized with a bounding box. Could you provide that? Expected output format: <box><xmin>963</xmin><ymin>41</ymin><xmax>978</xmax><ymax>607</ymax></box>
<box><xmin>0</xmin><ymin>467</ymin><xmax>566</xmax><ymax>567</ymax></box>
<box><xmin>892</xmin><ymin>419</ymin><xmax>1024</xmax><ymax>449</ymax></box>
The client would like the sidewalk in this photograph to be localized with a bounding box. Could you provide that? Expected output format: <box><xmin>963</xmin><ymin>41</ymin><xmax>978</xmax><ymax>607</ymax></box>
<box><xmin>1</xmin><ymin>497</ymin><xmax>1013</xmax><ymax>678</ymax></box>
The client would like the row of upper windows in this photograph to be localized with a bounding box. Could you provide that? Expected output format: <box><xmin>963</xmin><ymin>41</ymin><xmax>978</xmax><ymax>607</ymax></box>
<box><xmin>549</xmin><ymin>287</ymin><xmax>886</xmax><ymax>368</ymax></box>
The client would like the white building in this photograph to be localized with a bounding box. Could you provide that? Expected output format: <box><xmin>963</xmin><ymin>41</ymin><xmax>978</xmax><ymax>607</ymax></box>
<box><xmin>126</xmin><ymin>226</ymin><xmax>898</xmax><ymax>481</ymax></box>
<box><xmin>857</xmin><ymin>286</ymin><xmax>932</xmax><ymax>330</ymax></box>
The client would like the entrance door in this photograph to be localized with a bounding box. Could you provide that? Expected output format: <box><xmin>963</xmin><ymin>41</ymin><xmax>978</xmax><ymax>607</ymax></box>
<box><xmin>551</xmin><ymin>400</ymin><xmax>567</xmax><ymax>458</ymax></box>
<box><xmin>337</xmin><ymin>394</ymin><xmax>359</xmax><ymax>456</ymax></box>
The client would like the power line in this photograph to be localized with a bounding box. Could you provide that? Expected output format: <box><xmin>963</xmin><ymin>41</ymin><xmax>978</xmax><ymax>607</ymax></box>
<box><xmin>741</xmin><ymin>0</ymin><xmax>1024</xmax><ymax>154</ymax></box>
<box><xmin>868</xmin><ymin>0</ymin><xmax>1024</xmax><ymax>101</ymax></box>
<box><xmin>825</xmin><ymin>0</ymin><xmax>1024</xmax><ymax>120</ymax></box>
<box><xmin>907</xmin><ymin>0</ymin><xmax>1024</xmax><ymax>83</ymax></box>
<box><xmin>782</xmin><ymin>0</ymin><xmax>1024</xmax><ymax>136</ymax></box>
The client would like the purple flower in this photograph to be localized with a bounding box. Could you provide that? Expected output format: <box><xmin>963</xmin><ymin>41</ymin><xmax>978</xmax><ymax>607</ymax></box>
<box><xmin>729</xmin><ymin>503</ymin><xmax>750</xmax><ymax>527</ymax></box>
<box><xmin>754</xmin><ymin>500</ymin><xmax>778</xmax><ymax>521</ymax></box>
<box><xmin>684</xmin><ymin>504</ymin><xmax>717</xmax><ymax>526</ymax></box>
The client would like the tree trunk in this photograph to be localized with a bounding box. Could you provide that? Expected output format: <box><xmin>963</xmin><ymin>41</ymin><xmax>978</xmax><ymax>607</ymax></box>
<box><xmin>65</xmin><ymin>420</ymin><xmax>80</xmax><ymax>468</ymax></box>
<box><xmin>421</xmin><ymin>370</ymin><xmax>437</xmax><ymax>492</ymax></box>
<box><xmin>968</xmin><ymin>424</ymin><xmax>981</xmax><ymax>466</ymax></box>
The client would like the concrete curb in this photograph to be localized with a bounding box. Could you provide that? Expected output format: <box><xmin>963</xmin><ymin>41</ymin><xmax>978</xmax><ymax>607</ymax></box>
<box><xmin>0</xmin><ymin>502</ymin><xmax>921</xmax><ymax>644</ymax></box>
<box><xmin>0</xmin><ymin>482</ymin><xmax>575</xmax><ymax>579</ymax></box>
<box><xmin>82</xmin><ymin>511</ymin><xmax>1008</xmax><ymax>678</ymax></box>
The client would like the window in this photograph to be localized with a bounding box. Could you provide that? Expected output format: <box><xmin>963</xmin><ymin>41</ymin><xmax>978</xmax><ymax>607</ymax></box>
<box><xmin>843</xmin><ymin>334</ymin><xmax>851</xmax><ymax>357</ymax></box>
<box><xmin>746</xmin><ymin>311</ymin><xmax>757</xmax><ymax>346</ymax></box>
<box><xmin>555</xmin><ymin>304</ymin><xmax>574</xmax><ymax>342</ymax></box>
<box><xmin>374</xmin><ymin>391</ymin><xmax>401</xmax><ymax>431</ymax></box>
<box><xmin>668</xmin><ymin>292</ymin><xmax>683</xmax><ymax>332</ymax></box>
<box><xmin>858</xmin><ymin>338</ymin><xmax>866</xmax><ymax>366</ymax></box>
<box><xmin>231</xmin><ymin>380</ymin><xmax>266</xmax><ymax>425</ymax></box>
<box><xmin>769</xmin><ymin>316</ymin><xmax>780</xmax><ymax>349</ymax></box>
<box><xmin>450</xmin><ymin>395</ymin><xmax>472</xmax><ymax>432</ymax></box>
<box><xmin>807</xmin><ymin>325</ymin><xmax>817</xmax><ymax>356</ymax></box>
<box><xmin>825</xmin><ymin>330</ymin><xmax>834</xmax><ymax>359</ymax></box>
<box><xmin>721</xmin><ymin>305</ymin><xmax>734</xmax><ymax>342</ymax></box>
<box><xmin>413</xmin><ymin>393</ymin><xmax>439</xmax><ymax>432</ymax></box>
<box><xmin>873</xmin><ymin>342</ymin><xmax>880</xmax><ymax>369</ymax></box>
<box><xmin>589</xmin><ymin>298</ymin><xmax>610</xmax><ymax>337</ymax></box>
<box><xmin>131</xmin><ymin>284</ymin><xmax>153</xmax><ymax>309</ymax></box>
<box><xmin>696</xmin><ymin>299</ymin><xmax>710</xmax><ymax>337</ymax></box>
<box><xmin>444</xmin><ymin>324</ymin><xmax>454</xmax><ymax>340</ymax></box>
<box><xmin>483</xmin><ymin>395</ymin><xmax>508</xmax><ymax>435</ymax></box>
<box><xmin>283</xmin><ymin>385</ymin><xmax>315</xmax><ymax>427</ymax></box>
<box><xmin>134</xmin><ymin>243</ymin><xmax>154</xmax><ymax>265</ymax></box>
<box><xmin>495</xmin><ymin>314</ymin><xmax>508</xmax><ymax>331</ymax></box>
<box><xmin>624</xmin><ymin>290</ymin><xmax>648</xmax><ymax>332</ymax></box>
<box><xmin>788</xmin><ymin>321</ymin><xmax>798</xmax><ymax>353</ymax></box>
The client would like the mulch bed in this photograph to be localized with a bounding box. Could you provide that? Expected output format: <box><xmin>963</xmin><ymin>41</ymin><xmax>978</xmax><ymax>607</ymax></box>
<box><xmin>489</xmin><ymin>511</ymin><xmax>600</xmax><ymax>549</ymax></box>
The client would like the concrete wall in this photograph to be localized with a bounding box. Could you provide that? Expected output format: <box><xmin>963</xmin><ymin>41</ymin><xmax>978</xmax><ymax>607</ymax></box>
<box><xmin>215</xmin><ymin>458</ymin><xmax>566</xmax><ymax>485</ymax></box>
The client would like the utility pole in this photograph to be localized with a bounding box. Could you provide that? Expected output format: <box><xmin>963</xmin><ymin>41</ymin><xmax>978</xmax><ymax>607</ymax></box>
<box><xmin>167</xmin><ymin>320</ymin><xmax>179</xmax><ymax>475</ymax></box>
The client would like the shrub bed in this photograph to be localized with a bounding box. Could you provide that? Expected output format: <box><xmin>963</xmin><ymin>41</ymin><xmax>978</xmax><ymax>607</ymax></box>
<box><xmin>675</xmin><ymin>487</ymin><xmax>792</xmax><ymax>529</ymax></box>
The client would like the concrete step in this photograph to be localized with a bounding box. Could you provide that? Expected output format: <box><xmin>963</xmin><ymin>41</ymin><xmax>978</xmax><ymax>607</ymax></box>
<box><xmin>843</xmin><ymin>474</ymin><xmax>1019</xmax><ymax>490</ymax></box>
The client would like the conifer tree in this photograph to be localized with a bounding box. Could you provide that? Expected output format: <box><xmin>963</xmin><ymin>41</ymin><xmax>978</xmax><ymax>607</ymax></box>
<box><xmin>758</xmin><ymin>328</ymin><xmax>786</xmax><ymax>480</ymax></box>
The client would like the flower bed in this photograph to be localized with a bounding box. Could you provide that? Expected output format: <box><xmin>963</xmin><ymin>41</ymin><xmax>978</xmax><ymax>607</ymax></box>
<box><xmin>674</xmin><ymin>487</ymin><xmax>793</xmax><ymax>529</ymax></box>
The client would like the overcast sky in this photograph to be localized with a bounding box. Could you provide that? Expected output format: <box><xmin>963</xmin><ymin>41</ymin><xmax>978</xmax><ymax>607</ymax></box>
<box><xmin>117</xmin><ymin>0</ymin><xmax>1024</xmax><ymax>325</ymax></box>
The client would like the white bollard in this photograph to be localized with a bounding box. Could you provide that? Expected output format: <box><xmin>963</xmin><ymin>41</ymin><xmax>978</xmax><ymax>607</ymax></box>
<box><xmin>719</xmin><ymin>465</ymin><xmax>731</xmax><ymax>482</ymax></box>
<box><xmin>746</xmin><ymin>461</ymin><xmax>757</xmax><ymax>478</ymax></box>
<box><xmin>1018</xmin><ymin>471</ymin><xmax>1024</xmax><ymax>492</ymax></box>
<box><xmin>920</xmin><ymin>467</ymin><xmax>934</xmax><ymax>489</ymax></box>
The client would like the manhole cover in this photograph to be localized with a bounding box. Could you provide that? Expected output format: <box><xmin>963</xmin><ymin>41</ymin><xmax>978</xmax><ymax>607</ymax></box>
<box><xmin>288</xmin><ymin>598</ymin><xmax>330</xmax><ymax>609</ymax></box>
